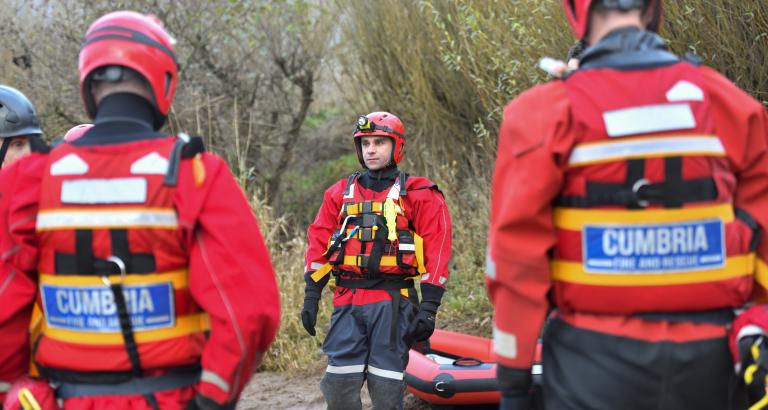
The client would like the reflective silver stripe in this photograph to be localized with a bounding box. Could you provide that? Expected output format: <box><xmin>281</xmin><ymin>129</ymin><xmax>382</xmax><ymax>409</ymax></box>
<box><xmin>0</xmin><ymin>381</ymin><xmax>10</xmax><ymax>393</ymax></box>
<box><xmin>568</xmin><ymin>136</ymin><xmax>724</xmax><ymax>167</ymax></box>
<box><xmin>201</xmin><ymin>370</ymin><xmax>230</xmax><ymax>393</ymax></box>
<box><xmin>493</xmin><ymin>325</ymin><xmax>518</xmax><ymax>359</ymax></box>
<box><xmin>310</xmin><ymin>262</ymin><xmax>325</xmax><ymax>271</ymax></box>
<box><xmin>326</xmin><ymin>364</ymin><xmax>365</xmax><ymax>375</ymax></box>
<box><xmin>367</xmin><ymin>365</ymin><xmax>404</xmax><ymax>381</ymax></box>
<box><xmin>61</xmin><ymin>178</ymin><xmax>147</xmax><ymax>204</ymax></box>
<box><xmin>603</xmin><ymin>103</ymin><xmax>696</xmax><ymax>137</ymax></box>
<box><xmin>37</xmin><ymin>209</ymin><xmax>178</xmax><ymax>230</ymax></box>
<box><xmin>399</xmin><ymin>243</ymin><xmax>415</xmax><ymax>252</ymax></box>
<box><xmin>486</xmin><ymin>250</ymin><xmax>496</xmax><ymax>279</ymax></box>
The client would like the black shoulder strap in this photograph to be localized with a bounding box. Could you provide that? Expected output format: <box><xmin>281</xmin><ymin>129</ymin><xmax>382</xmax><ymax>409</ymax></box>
<box><xmin>343</xmin><ymin>171</ymin><xmax>361</xmax><ymax>197</ymax></box>
<box><xmin>163</xmin><ymin>133</ymin><xmax>206</xmax><ymax>187</ymax></box>
<box><xmin>398</xmin><ymin>170</ymin><xmax>408</xmax><ymax>197</ymax></box>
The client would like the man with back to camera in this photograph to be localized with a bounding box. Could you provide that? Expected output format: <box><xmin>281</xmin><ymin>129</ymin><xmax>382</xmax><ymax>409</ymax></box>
<box><xmin>0</xmin><ymin>11</ymin><xmax>280</xmax><ymax>410</ymax></box>
<box><xmin>487</xmin><ymin>0</ymin><xmax>768</xmax><ymax>408</ymax></box>
<box><xmin>302</xmin><ymin>112</ymin><xmax>452</xmax><ymax>409</ymax></box>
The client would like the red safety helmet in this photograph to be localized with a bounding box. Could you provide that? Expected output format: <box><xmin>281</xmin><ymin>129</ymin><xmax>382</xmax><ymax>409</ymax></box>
<box><xmin>79</xmin><ymin>11</ymin><xmax>177</xmax><ymax>122</ymax></box>
<box><xmin>563</xmin><ymin>0</ymin><xmax>662</xmax><ymax>40</ymax></box>
<box><xmin>63</xmin><ymin>124</ymin><xmax>93</xmax><ymax>142</ymax></box>
<box><xmin>353</xmin><ymin>112</ymin><xmax>406</xmax><ymax>167</ymax></box>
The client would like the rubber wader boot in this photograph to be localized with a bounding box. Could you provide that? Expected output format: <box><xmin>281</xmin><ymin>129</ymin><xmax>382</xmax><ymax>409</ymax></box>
<box><xmin>367</xmin><ymin>376</ymin><xmax>405</xmax><ymax>410</ymax></box>
<box><xmin>320</xmin><ymin>374</ymin><xmax>364</xmax><ymax>410</ymax></box>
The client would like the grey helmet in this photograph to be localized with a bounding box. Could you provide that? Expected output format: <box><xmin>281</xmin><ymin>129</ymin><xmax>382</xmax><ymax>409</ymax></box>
<box><xmin>0</xmin><ymin>85</ymin><xmax>42</xmax><ymax>139</ymax></box>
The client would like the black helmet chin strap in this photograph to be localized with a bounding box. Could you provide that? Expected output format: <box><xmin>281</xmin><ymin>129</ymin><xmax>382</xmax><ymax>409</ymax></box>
<box><xmin>0</xmin><ymin>138</ymin><xmax>11</xmax><ymax>168</ymax></box>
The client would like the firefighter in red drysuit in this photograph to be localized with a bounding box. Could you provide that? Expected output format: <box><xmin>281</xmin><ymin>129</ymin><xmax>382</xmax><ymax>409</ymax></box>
<box><xmin>301</xmin><ymin>112</ymin><xmax>452</xmax><ymax>409</ymax></box>
<box><xmin>0</xmin><ymin>85</ymin><xmax>46</xmax><ymax>407</ymax></box>
<box><xmin>0</xmin><ymin>11</ymin><xmax>280</xmax><ymax>410</ymax></box>
<box><xmin>487</xmin><ymin>1</ymin><xmax>768</xmax><ymax>408</ymax></box>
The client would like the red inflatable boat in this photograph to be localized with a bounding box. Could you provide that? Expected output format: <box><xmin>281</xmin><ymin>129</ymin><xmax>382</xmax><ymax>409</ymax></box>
<box><xmin>405</xmin><ymin>329</ymin><xmax>542</xmax><ymax>407</ymax></box>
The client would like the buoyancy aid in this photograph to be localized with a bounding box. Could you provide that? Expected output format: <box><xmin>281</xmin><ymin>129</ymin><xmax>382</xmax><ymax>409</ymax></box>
<box><xmin>551</xmin><ymin>32</ymin><xmax>758</xmax><ymax>316</ymax></box>
<box><xmin>323</xmin><ymin>171</ymin><xmax>426</xmax><ymax>283</ymax></box>
<box><xmin>33</xmin><ymin>135</ymin><xmax>209</xmax><ymax>382</ymax></box>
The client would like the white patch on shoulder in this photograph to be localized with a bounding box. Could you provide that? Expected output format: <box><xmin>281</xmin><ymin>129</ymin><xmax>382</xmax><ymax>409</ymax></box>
<box><xmin>666</xmin><ymin>80</ymin><xmax>704</xmax><ymax>102</ymax></box>
<box><xmin>50</xmin><ymin>153</ymin><xmax>89</xmax><ymax>176</ymax></box>
<box><xmin>130</xmin><ymin>152</ymin><xmax>169</xmax><ymax>175</ymax></box>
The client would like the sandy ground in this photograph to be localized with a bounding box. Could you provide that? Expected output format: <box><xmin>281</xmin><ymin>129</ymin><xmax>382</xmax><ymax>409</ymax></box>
<box><xmin>236</xmin><ymin>360</ymin><xmax>429</xmax><ymax>410</ymax></box>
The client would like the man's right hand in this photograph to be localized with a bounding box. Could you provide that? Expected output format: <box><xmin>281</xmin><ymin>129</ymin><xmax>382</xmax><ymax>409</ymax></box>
<box><xmin>300</xmin><ymin>296</ymin><xmax>319</xmax><ymax>336</ymax></box>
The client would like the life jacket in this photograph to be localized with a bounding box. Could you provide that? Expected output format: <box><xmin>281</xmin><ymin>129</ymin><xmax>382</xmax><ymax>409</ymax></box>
<box><xmin>32</xmin><ymin>136</ymin><xmax>209</xmax><ymax>383</ymax></box>
<box><xmin>551</xmin><ymin>59</ymin><xmax>758</xmax><ymax>316</ymax></box>
<box><xmin>324</xmin><ymin>171</ymin><xmax>426</xmax><ymax>282</ymax></box>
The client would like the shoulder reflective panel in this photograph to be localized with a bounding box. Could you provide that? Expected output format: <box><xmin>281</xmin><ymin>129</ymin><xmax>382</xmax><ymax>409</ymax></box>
<box><xmin>61</xmin><ymin>178</ymin><xmax>148</xmax><ymax>204</ymax></box>
<box><xmin>50</xmin><ymin>153</ymin><xmax>89</xmax><ymax>176</ymax></box>
<box><xmin>666</xmin><ymin>81</ymin><xmax>704</xmax><ymax>102</ymax></box>
<box><xmin>131</xmin><ymin>152</ymin><xmax>169</xmax><ymax>175</ymax></box>
<box><xmin>603</xmin><ymin>103</ymin><xmax>696</xmax><ymax>137</ymax></box>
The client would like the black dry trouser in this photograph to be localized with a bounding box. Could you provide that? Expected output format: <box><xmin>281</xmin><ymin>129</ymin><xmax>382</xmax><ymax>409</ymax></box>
<box><xmin>541</xmin><ymin>318</ymin><xmax>748</xmax><ymax>410</ymax></box>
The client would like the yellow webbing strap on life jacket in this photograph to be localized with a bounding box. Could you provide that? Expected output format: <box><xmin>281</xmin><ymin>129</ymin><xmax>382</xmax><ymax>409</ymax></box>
<box><xmin>311</xmin><ymin>263</ymin><xmax>333</xmax><ymax>282</ymax></box>
<box><xmin>18</xmin><ymin>388</ymin><xmax>42</xmax><ymax>410</ymax></box>
<box><xmin>29</xmin><ymin>304</ymin><xmax>43</xmax><ymax>377</ymax></box>
<box><xmin>345</xmin><ymin>201</ymin><xmax>383</xmax><ymax>216</ymax></box>
<box><xmin>755</xmin><ymin>257</ymin><xmax>768</xmax><ymax>292</ymax></box>
<box><xmin>414</xmin><ymin>233</ymin><xmax>426</xmax><ymax>274</ymax></box>
<box><xmin>343</xmin><ymin>255</ymin><xmax>399</xmax><ymax>267</ymax></box>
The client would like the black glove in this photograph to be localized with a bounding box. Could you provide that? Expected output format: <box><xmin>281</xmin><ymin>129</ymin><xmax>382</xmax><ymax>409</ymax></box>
<box><xmin>739</xmin><ymin>335</ymin><xmax>768</xmax><ymax>405</ymax></box>
<box><xmin>405</xmin><ymin>301</ymin><xmax>439</xmax><ymax>343</ymax></box>
<box><xmin>301</xmin><ymin>294</ymin><xmax>320</xmax><ymax>336</ymax></box>
<box><xmin>497</xmin><ymin>364</ymin><xmax>534</xmax><ymax>410</ymax></box>
<box><xmin>187</xmin><ymin>394</ymin><xmax>236</xmax><ymax>410</ymax></box>
<box><xmin>301</xmin><ymin>273</ymin><xmax>325</xmax><ymax>337</ymax></box>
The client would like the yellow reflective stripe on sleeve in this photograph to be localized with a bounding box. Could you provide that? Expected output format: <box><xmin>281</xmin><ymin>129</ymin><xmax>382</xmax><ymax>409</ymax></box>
<box><xmin>42</xmin><ymin>312</ymin><xmax>210</xmax><ymax>345</ymax></box>
<box><xmin>311</xmin><ymin>263</ymin><xmax>332</xmax><ymax>282</ymax></box>
<box><xmin>414</xmin><ymin>233</ymin><xmax>426</xmax><ymax>274</ymax></box>
<box><xmin>39</xmin><ymin>270</ymin><xmax>189</xmax><ymax>289</ymax></box>
<box><xmin>552</xmin><ymin>254</ymin><xmax>753</xmax><ymax>286</ymax></box>
<box><xmin>755</xmin><ymin>257</ymin><xmax>768</xmax><ymax>290</ymax></box>
<box><xmin>343</xmin><ymin>255</ymin><xmax>398</xmax><ymax>267</ymax></box>
<box><xmin>554</xmin><ymin>204</ymin><xmax>734</xmax><ymax>231</ymax></box>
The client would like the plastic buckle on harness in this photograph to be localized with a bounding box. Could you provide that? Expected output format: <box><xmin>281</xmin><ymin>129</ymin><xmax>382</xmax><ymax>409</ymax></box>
<box><xmin>632</xmin><ymin>178</ymin><xmax>651</xmax><ymax>208</ymax></box>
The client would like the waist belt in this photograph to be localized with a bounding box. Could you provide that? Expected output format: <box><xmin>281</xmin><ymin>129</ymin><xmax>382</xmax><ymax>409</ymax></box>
<box><xmin>634</xmin><ymin>308</ymin><xmax>735</xmax><ymax>325</ymax></box>
<box><xmin>56</xmin><ymin>371</ymin><xmax>200</xmax><ymax>399</ymax></box>
<box><xmin>335</xmin><ymin>276</ymin><xmax>415</xmax><ymax>290</ymax></box>
<box><xmin>556</xmin><ymin>177</ymin><xmax>717</xmax><ymax>208</ymax></box>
